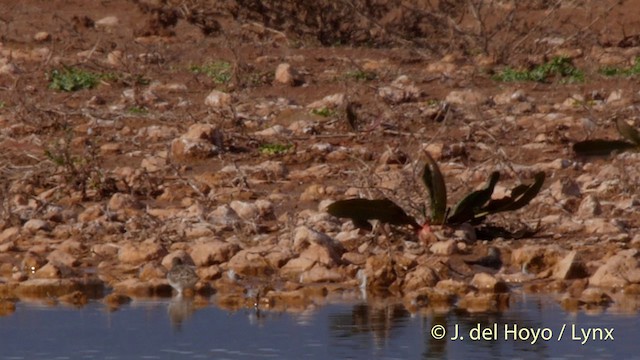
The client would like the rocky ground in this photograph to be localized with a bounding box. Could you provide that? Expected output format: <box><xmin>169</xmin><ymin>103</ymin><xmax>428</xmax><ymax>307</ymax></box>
<box><xmin>0</xmin><ymin>0</ymin><xmax>639</xmax><ymax>316</ymax></box>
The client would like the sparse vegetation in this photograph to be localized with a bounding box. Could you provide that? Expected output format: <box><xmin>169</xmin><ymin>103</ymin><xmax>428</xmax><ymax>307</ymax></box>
<box><xmin>127</xmin><ymin>106</ymin><xmax>148</xmax><ymax>115</ymax></box>
<box><xmin>344</xmin><ymin>70</ymin><xmax>377</xmax><ymax>81</ymax></box>
<box><xmin>599</xmin><ymin>57</ymin><xmax>640</xmax><ymax>77</ymax></box>
<box><xmin>259</xmin><ymin>143</ymin><xmax>292</xmax><ymax>155</ymax></box>
<box><xmin>49</xmin><ymin>66</ymin><xmax>101</xmax><ymax>91</ymax></box>
<box><xmin>493</xmin><ymin>57</ymin><xmax>584</xmax><ymax>83</ymax></box>
<box><xmin>328</xmin><ymin>152</ymin><xmax>545</xmax><ymax>239</ymax></box>
<box><xmin>190</xmin><ymin>61</ymin><xmax>232</xmax><ymax>84</ymax></box>
<box><xmin>310</xmin><ymin>107</ymin><xmax>335</xmax><ymax>117</ymax></box>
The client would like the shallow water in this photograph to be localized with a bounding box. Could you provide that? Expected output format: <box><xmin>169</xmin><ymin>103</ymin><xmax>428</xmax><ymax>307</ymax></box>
<box><xmin>1</xmin><ymin>293</ymin><xmax>639</xmax><ymax>360</ymax></box>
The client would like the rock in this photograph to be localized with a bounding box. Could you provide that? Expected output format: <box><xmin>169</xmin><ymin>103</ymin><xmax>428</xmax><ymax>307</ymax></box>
<box><xmin>189</xmin><ymin>240</ymin><xmax>240</xmax><ymax>266</ymax></box>
<box><xmin>445</xmin><ymin>89</ymin><xmax>488</xmax><ymax>106</ymax></box>
<box><xmin>511</xmin><ymin>245</ymin><xmax>563</xmax><ymax>274</ymax></box>
<box><xmin>549</xmin><ymin>178</ymin><xmax>581</xmax><ymax>199</ymax></box>
<box><xmin>204</xmin><ymin>90</ymin><xmax>232</xmax><ymax>108</ymax></box>
<box><xmin>138</xmin><ymin>262</ymin><xmax>167</xmax><ymax>281</ymax></box>
<box><xmin>552</xmin><ymin>251</ymin><xmax>588</xmax><ymax>280</ymax></box>
<box><xmin>117</xmin><ymin>242</ymin><xmax>167</xmax><ymax>265</ymax></box>
<box><xmin>280</xmin><ymin>256</ymin><xmax>316</xmax><ymax>279</ymax></box>
<box><xmin>430</xmin><ymin>239</ymin><xmax>457</xmax><ymax>255</ymax></box>
<box><xmin>46</xmin><ymin>250</ymin><xmax>78</xmax><ymax>267</ymax></box>
<box><xmin>103</xmin><ymin>293</ymin><xmax>132</xmax><ymax>309</ymax></box>
<box><xmin>307</xmin><ymin>93</ymin><xmax>345</xmax><ymax>109</ymax></box>
<box><xmin>589</xmin><ymin>250</ymin><xmax>639</xmax><ymax>288</ymax></box>
<box><xmin>299</xmin><ymin>243</ymin><xmax>341</xmax><ymax>267</ymax></box>
<box><xmin>300</xmin><ymin>264</ymin><xmax>344</xmax><ymax>283</ymax></box>
<box><xmin>108</xmin><ymin>193</ymin><xmax>143</xmax><ymax>212</ymax></box>
<box><xmin>33</xmin><ymin>262</ymin><xmax>73</xmax><ymax>279</ymax></box>
<box><xmin>95</xmin><ymin>16</ymin><xmax>119</xmax><ymax>28</ymax></box>
<box><xmin>33</xmin><ymin>31</ymin><xmax>51</xmax><ymax>42</ymax></box>
<box><xmin>577</xmin><ymin>195</ymin><xmax>602</xmax><ymax>217</ymax></box>
<box><xmin>378</xmin><ymin>75</ymin><xmax>421</xmax><ymax>104</ymax></box>
<box><xmin>59</xmin><ymin>291</ymin><xmax>88</xmax><ymax>307</ymax></box>
<box><xmin>15</xmin><ymin>278</ymin><xmax>104</xmax><ymax>298</ymax></box>
<box><xmin>171</xmin><ymin>124</ymin><xmax>223</xmax><ymax>159</ymax></box>
<box><xmin>23</xmin><ymin>219</ymin><xmax>50</xmax><ymax>233</ymax></box>
<box><xmin>112</xmin><ymin>278</ymin><xmax>171</xmax><ymax>298</ymax></box>
<box><xmin>584</xmin><ymin>218</ymin><xmax>622</xmax><ymax>234</ymax></box>
<box><xmin>274</xmin><ymin>63</ymin><xmax>302</xmax><ymax>85</ymax></box>
<box><xmin>470</xmin><ymin>273</ymin><xmax>509</xmax><ymax>293</ymax></box>
<box><xmin>402</xmin><ymin>265</ymin><xmax>439</xmax><ymax>292</ymax></box>
<box><xmin>227</xmin><ymin>249</ymin><xmax>274</xmax><ymax>277</ymax></box>
<box><xmin>0</xmin><ymin>227</ymin><xmax>20</xmax><ymax>243</ymax></box>
<box><xmin>579</xmin><ymin>287</ymin><xmax>612</xmax><ymax>306</ymax></box>
<box><xmin>365</xmin><ymin>254</ymin><xmax>396</xmax><ymax>291</ymax></box>
<box><xmin>457</xmin><ymin>292</ymin><xmax>510</xmax><ymax>313</ymax></box>
<box><xmin>293</xmin><ymin>226</ymin><xmax>344</xmax><ymax>261</ymax></box>
<box><xmin>207</xmin><ymin>205</ymin><xmax>242</xmax><ymax>231</ymax></box>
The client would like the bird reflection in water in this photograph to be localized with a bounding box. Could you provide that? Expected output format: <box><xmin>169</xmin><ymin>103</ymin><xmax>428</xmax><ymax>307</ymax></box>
<box><xmin>168</xmin><ymin>296</ymin><xmax>196</xmax><ymax>331</ymax></box>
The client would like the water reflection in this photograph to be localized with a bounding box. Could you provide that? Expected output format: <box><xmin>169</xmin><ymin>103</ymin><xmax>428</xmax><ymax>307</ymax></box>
<box><xmin>0</xmin><ymin>294</ymin><xmax>639</xmax><ymax>359</ymax></box>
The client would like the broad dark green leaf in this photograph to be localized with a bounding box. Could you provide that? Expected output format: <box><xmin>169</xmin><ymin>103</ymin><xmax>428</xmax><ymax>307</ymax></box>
<box><xmin>447</xmin><ymin>171</ymin><xmax>500</xmax><ymax>225</ymax></box>
<box><xmin>327</xmin><ymin>198</ymin><xmax>420</xmax><ymax>229</ymax></box>
<box><xmin>422</xmin><ymin>152</ymin><xmax>447</xmax><ymax>224</ymax></box>
<box><xmin>477</xmin><ymin>172</ymin><xmax>546</xmax><ymax>216</ymax></box>
<box><xmin>573</xmin><ymin>139</ymin><xmax>636</xmax><ymax>156</ymax></box>
<box><xmin>616</xmin><ymin>118</ymin><xmax>640</xmax><ymax>146</ymax></box>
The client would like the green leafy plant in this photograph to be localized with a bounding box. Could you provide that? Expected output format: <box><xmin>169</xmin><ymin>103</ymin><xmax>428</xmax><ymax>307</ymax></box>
<box><xmin>599</xmin><ymin>57</ymin><xmax>640</xmax><ymax>77</ymax></box>
<box><xmin>344</xmin><ymin>70</ymin><xmax>377</xmax><ymax>81</ymax></box>
<box><xmin>190</xmin><ymin>61</ymin><xmax>232</xmax><ymax>84</ymax></box>
<box><xmin>327</xmin><ymin>152</ymin><xmax>545</xmax><ymax>238</ymax></box>
<box><xmin>573</xmin><ymin>118</ymin><xmax>640</xmax><ymax>156</ymax></box>
<box><xmin>493</xmin><ymin>56</ymin><xmax>584</xmax><ymax>83</ymax></box>
<box><xmin>127</xmin><ymin>106</ymin><xmax>148</xmax><ymax>115</ymax></box>
<box><xmin>259</xmin><ymin>143</ymin><xmax>292</xmax><ymax>155</ymax></box>
<box><xmin>310</xmin><ymin>107</ymin><xmax>335</xmax><ymax>117</ymax></box>
<box><xmin>49</xmin><ymin>66</ymin><xmax>101</xmax><ymax>92</ymax></box>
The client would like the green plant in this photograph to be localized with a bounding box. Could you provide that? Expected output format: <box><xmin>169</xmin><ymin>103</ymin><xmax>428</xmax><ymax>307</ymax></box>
<box><xmin>493</xmin><ymin>56</ymin><xmax>584</xmax><ymax>83</ymax></box>
<box><xmin>573</xmin><ymin>118</ymin><xmax>640</xmax><ymax>156</ymax></box>
<box><xmin>49</xmin><ymin>66</ymin><xmax>101</xmax><ymax>92</ymax></box>
<box><xmin>599</xmin><ymin>57</ymin><xmax>640</xmax><ymax>77</ymax></box>
<box><xmin>127</xmin><ymin>106</ymin><xmax>148</xmax><ymax>115</ymax></box>
<box><xmin>259</xmin><ymin>143</ymin><xmax>292</xmax><ymax>155</ymax></box>
<box><xmin>190</xmin><ymin>61</ymin><xmax>232</xmax><ymax>84</ymax></box>
<box><xmin>310</xmin><ymin>107</ymin><xmax>335</xmax><ymax>117</ymax></box>
<box><xmin>0</xmin><ymin>101</ymin><xmax>5</xmax><ymax>109</ymax></box>
<box><xmin>344</xmin><ymin>70</ymin><xmax>377</xmax><ymax>81</ymax></box>
<box><xmin>327</xmin><ymin>152</ymin><xmax>545</xmax><ymax>238</ymax></box>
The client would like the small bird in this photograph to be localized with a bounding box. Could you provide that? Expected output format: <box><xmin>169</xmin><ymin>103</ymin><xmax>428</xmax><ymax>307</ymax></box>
<box><xmin>464</xmin><ymin>246</ymin><xmax>503</xmax><ymax>270</ymax></box>
<box><xmin>167</xmin><ymin>257</ymin><xmax>199</xmax><ymax>296</ymax></box>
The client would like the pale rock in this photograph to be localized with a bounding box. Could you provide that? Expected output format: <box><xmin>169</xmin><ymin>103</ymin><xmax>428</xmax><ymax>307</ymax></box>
<box><xmin>445</xmin><ymin>89</ymin><xmax>487</xmax><ymax>106</ymax></box>
<box><xmin>289</xmin><ymin>164</ymin><xmax>332</xmax><ymax>180</ymax></box>
<box><xmin>589</xmin><ymin>250</ymin><xmax>639</xmax><ymax>288</ymax></box>
<box><xmin>140</xmin><ymin>155</ymin><xmax>167</xmax><ymax>172</ymax></box>
<box><xmin>138</xmin><ymin>125</ymin><xmax>178</xmax><ymax>141</ymax></box>
<box><xmin>189</xmin><ymin>241</ymin><xmax>240</xmax><ymax>266</ymax></box>
<box><xmin>403</xmin><ymin>265</ymin><xmax>439</xmax><ymax>292</ymax></box>
<box><xmin>0</xmin><ymin>227</ymin><xmax>20</xmax><ymax>243</ymax></box>
<box><xmin>378</xmin><ymin>75</ymin><xmax>421</xmax><ymax>104</ymax></box>
<box><xmin>204</xmin><ymin>90</ymin><xmax>232</xmax><ymax>108</ymax></box>
<box><xmin>95</xmin><ymin>16</ymin><xmax>119</xmax><ymax>28</ymax></box>
<box><xmin>230</xmin><ymin>200</ymin><xmax>260</xmax><ymax>220</ymax></box>
<box><xmin>227</xmin><ymin>249</ymin><xmax>273</xmax><ymax>277</ymax></box>
<box><xmin>458</xmin><ymin>292</ymin><xmax>509</xmax><ymax>313</ymax></box>
<box><xmin>430</xmin><ymin>239</ymin><xmax>457</xmax><ymax>255</ymax></box>
<box><xmin>299</xmin><ymin>243</ymin><xmax>341</xmax><ymax>267</ymax></box>
<box><xmin>47</xmin><ymin>249</ymin><xmax>78</xmax><ymax>267</ymax></box>
<box><xmin>253</xmin><ymin>124</ymin><xmax>292</xmax><ymax>137</ymax></box>
<box><xmin>117</xmin><ymin>242</ymin><xmax>167</xmax><ymax>265</ymax></box>
<box><xmin>577</xmin><ymin>195</ymin><xmax>602</xmax><ymax>217</ymax></box>
<box><xmin>584</xmin><ymin>218</ymin><xmax>622</xmax><ymax>234</ymax></box>
<box><xmin>108</xmin><ymin>193</ymin><xmax>142</xmax><ymax>211</ymax></box>
<box><xmin>207</xmin><ymin>205</ymin><xmax>242</xmax><ymax>231</ymax></box>
<box><xmin>274</xmin><ymin>63</ymin><xmax>302</xmax><ymax>85</ymax></box>
<box><xmin>341</xmin><ymin>252</ymin><xmax>367</xmax><ymax>266</ymax></box>
<box><xmin>579</xmin><ymin>287</ymin><xmax>612</xmax><ymax>306</ymax></box>
<box><xmin>606</xmin><ymin>90</ymin><xmax>624</xmax><ymax>104</ymax></box>
<box><xmin>307</xmin><ymin>93</ymin><xmax>345</xmax><ymax>109</ymax></box>
<box><xmin>106</xmin><ymin>50</ymin><xmax>124</xmax><ymax>66</ymax></box>
<box><xmin>33</xmin><ymin>262</ymin><xmax>74</xmax><ymax>279</ymax></box>
<box><xmin>171</xmin><ymin>124</ymin><xmax>223</xmax><ymax>159</ymax></box>
<box><xmin>197</xmin><ymin>265</ymin><xmax>222</xmax><ymax>281</ymax></box>
<box><xmin>161</xmin><ymin>251</ymin><xmax>192</xmax><ymax>269</ymax></box>
<box><xmin>493</xmin><ymin>89</ymin><xmax>527</xmax><ymax>105</ymax></box>
<box><xmin>552</xmin><ymin>250</ymin><xmax>587</xmax><ymax>280</ymax></box>
<box><xmin>293</xmin><ymin>226</ymin><xmax>343</xmax><ymax>256</ymax></box>
<box><xmin>139</xmin><ymin>262</ymin><xmax>167</xmax><ymax>281</ymax></box>
<box><xmin>299</xmin><ymin>264</ymin><xmax>344</xmax><ymax>283</ymax></box>
<box><xmin>280</xmin><ymin>256</ymin><xmax>316</xmax><ymax>279</ymax></box>
<box><xmin>511</xmin><ymin>245</ymin><xmax>563</xmax><ymax>274</ymax></box>
<box><xmin>425</xmin><ymin>60</ymin><xmax>456</xmax><ymax>74</ymax></box>
<box><xmin>33</xmin><ymin>31</ymin><xmax>50</xmax><ymax>42</ymax></box>
<box><xmin>23</xmin><ymin>219</ymin><xmax>50</xmax><ymax>233</ymax></box>
<box><xmin>0</xmin><ymin>62</ymin><xmax>19</xmax><ymax>75</ymax></box>
<box><xmin>91</xmin><ymin>243</ymin><xmax>119</xmax><ymax>258</ymax></box>
<box><xmin>471</xmin><ymin>273</ymin><xmax>508</xmax><ymax>293</ymax></box>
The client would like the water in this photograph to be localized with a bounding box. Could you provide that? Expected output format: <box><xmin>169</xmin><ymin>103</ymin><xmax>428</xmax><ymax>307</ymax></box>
<box><xmin>1</xmin><ymin>293</ymin><xmax>639</xmax><ymax>360</ymax></box>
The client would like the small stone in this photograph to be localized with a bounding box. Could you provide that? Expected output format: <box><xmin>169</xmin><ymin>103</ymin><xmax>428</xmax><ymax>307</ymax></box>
<box><xmin>445</xmin><ymin>89</ymin><xmax>487</xmax><ymax>106</ymax></box>
<box><xmin>274</xmin><ymin>63</ymin><xmax>302</xmax><ymax>85</ymax></box>
<box><xmin>299</xmin><ymin>264</ymin><xmax>344</xmax><ymax>283</ymax></box>
<box><xmin>189</xmin><ymin>241</ymin><xmax>240</xmax><ymax>266</ymax></box>
<box><xmin>33</xmin><ymin>31</ymin><xmax>51</xmax><ymax>42</ymax></box>
<box><xmin>589</xmin><ymin>250</ymin><xmax>638</xmax><ymax>288</ymax></box>
<box><xmin>204</xmin><ymin>90</ymin><xmax>232</xmax><ymax>108</ymax></box>
<box><xmin>23</xmin><ymin>219</ymin><xmax>50</xmax><ymax>233</ymax></box>
<box><xmin>429</xmin><ymin>239</ymin><xmax>456</xmax><ymax>255</ymax></box>
<box><xmin>118</xmin><ymin>242</ymin><xmax>167</xmax><ymax>265</ymax></box>
<box><xmin>95</xmin><ymin>16</ymin><xmax>119</xmax><ymax>28</ymax></box>
<box><xmin>470</xmin><ymin>273</ymin><xmax>509</xmax><ymax>293</ymax></box>
<box><xmin>577</xmin><ymin>195</ymin><xmax>602</xmax><ymax>217</ymax></box>
<box><xmin>552</xmin><ymin>251</ymin><xmax>588</xmax><ymax>280</ymax></box>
